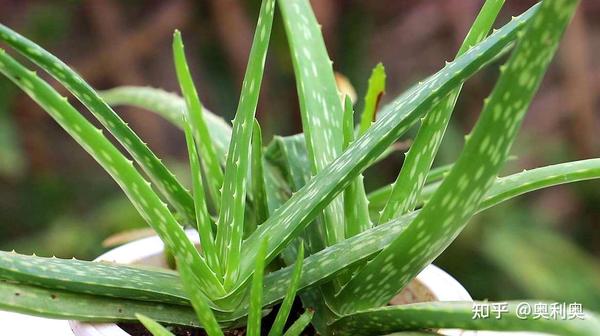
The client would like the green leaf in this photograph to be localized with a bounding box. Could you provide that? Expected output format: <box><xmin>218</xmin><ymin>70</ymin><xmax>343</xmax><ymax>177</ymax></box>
<box><xmin>264</xmin><ymin>135</ymin><xmax>308</xmax><ymax>194</ymax></box>
<box><xmin>329</xmin><ymin>301</ymin><xmax>600</xmax><ymax>336</ymax></box>
<box><xmin>238</xmin><ymin>3</ymin><xmax>539</xmax><ymax>291</ymax></box>
<box><xmin>335</xmin><ymin>0</ymin><xmax>579</xmax><ymax>312</ymax></box>
<box><xmin>478</xmin><ymin>158</ymin><xmax>600</xmax><ymax>211</ymax></box>
<box><xmin>367</xmin><ymin>163</ymin><xmax>452</xmax><ymax>217</ymax></box>
<box><xmin>1</xmin><ymin>161</ymin><xmax>597</xmax><ymax>327</ymax></box>
<box><xmin>136</xmin><ymin>314</ymin><xmax>176</xmax><ymax>336</ymax></box>
<box><xmin>174</xmin><ymin>31</ymin><xmax>224</xmax><ymax>210</ymax></box>
<box><xmin>342</xmin><ymin>96</ymin><xmax>355</xmax><ymax>149</ymax></box>
<box><xmin>4</xmin><ymin>158</ymin><xmax>599</xmax><ymax>320</ymax></box>
<box><xmin>338</xmin><ymin>95</ymin><xmax>371</xmax><ymax>291</ymax></box>
<box><xmin>268</xmin><ymin>243</ymin><xmax>304</xmax><ymax>336</ymax></box>
<box><xmin>263</xmin><ymin>134</ymin><xmax>334</xmax><ymax>334</ymax></box>
<box><xmin>215</xmin><ymin>0</ymin><xmax>276</xmax><ymax>289</ymax></box>
<box><xmin>101</xmin><ymin>86</ymin><xmax>294</xmax><ymax>218</ymax></box>
<box><xmin>183</xmin><ymin>116</ymin><xmax>219</xmax><ymax>274</ymax></box>
<box><xmin>367</xmin><ymin>156</ymin><xmax>518</xmax><ymax>216</ymax></box>
<box><xmin>282</xmin><ymin>310</ymin><xmax>314</xmax><ymax>336</ymax></box>
<box><xmin>178</xmin><ymin>260</ymin><xmax>224</xmax><ymax>336</ymax></box>
<box><xmin>0</xmin><ymin>24</ymin><xmax>195</xmax><ymax>223</ymax></box>
<box><xmin>2</xmin><ymin>157</ymin><xmax>597</xmax><ymax>324</ymax></box>
<box><xmin>258</xmin><ymin>158</ymin><xmax>600</xmax><ymax>311</ymax></box>
<box><xmin>100</xmin><ymin>86</ymin><xmax>231</xmax><ymax>157</ymax></box>
<box><xmin>258</xmin><ymin>214</ymin><xmax>414</xmax><ymax>310</ymax></box>
<box><xmin>359</xmin><ymin>63</ymin><xmax>386</xmax><ymax>135</ymax></box>
<box><xmin>342</xmin><ymin>96</ymin><xmax>372</xmax><ymax>238</ymax></box>
<box><xmin>0</xmin><ymin>50</ymin><xmax>225</xmax><ymax>299</ymax></box>
<box><xmin>278</xmin><ymin>0</ymin><xmax>346</xmax><ymax>247</ymax></box>
<box><xmin>379</xmin><ymin>0</ymin><xmax>504</xmax><ymax>223</ymax></box>
<box><xmin>248</xmin><ymin>237</ymin><xmax>269</xmax><ymax>336</ymax></box>
<box><xmin>0</xmin><ymin>281</ymin><xmax>200</xmax><ymax>326</ymax></box>
<box><xmin>0</xmin><ymin>251</ymin><xmax>190</xmax><ymax>306</ymax></box>
<box><xmin>423</xmin><ymin>162</ymin><xmax>454</xmax><ymax>184</ymax></box>
<box><xmin>264</xmin><ymin>134</ymin><xmax>327</xmax><ymax>256</ymax></box>
<box><xmin>251</xmin><ymin>119</ymin><xmax>269</xmax><ymax>227</ymax></box>
<box><xmin>100</xmin><ymin>85</ymin><xmax>399</xmax><ymax>225</ymax></box>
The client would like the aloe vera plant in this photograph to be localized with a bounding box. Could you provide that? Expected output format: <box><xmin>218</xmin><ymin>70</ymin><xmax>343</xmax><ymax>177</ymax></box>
<box><xmin>1</xmin><ymin>0</ymin><xmax>600</xmax><ymax>335</ymax></box>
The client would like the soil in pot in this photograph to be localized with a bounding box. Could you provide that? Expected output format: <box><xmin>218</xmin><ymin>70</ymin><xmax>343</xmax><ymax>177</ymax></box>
<box><xmin>118</xmin><ymin>323</ymin><xmax>225</xmax><ymax>336</ymax></box>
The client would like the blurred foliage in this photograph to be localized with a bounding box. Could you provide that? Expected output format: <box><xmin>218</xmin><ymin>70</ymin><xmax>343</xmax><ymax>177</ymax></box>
<box><xmin>4</xmin><ymin>196</ymin><xmax>144</xmax><ymax>259</ymax></box>
<box><xmin>0</xmin><ymin>0</ymin><xmax>598</xmax><ymax>310</ymax></box>
<box><xmin>0</xmin><ymin>81</ymin><xmax>25</xmax><ymax>178</ymax></box>
<box><xmin>483</xmin><ymin>219</ymin><xmax>600</xmax><ymax>310</ymax></box>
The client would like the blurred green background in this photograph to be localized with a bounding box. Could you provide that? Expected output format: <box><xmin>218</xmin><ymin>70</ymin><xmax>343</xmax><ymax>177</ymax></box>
<box><xmin>0</xmin><ymin>0</ymin><xmax>599</xmax><ymax>310</ymax></box>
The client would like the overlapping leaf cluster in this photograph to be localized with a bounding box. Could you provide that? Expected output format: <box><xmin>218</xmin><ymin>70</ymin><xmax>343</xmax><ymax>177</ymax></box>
<box><xmin>1</xmin><ymin>0</ymin><xmax>599</xmax><ymax>335</ymax></box>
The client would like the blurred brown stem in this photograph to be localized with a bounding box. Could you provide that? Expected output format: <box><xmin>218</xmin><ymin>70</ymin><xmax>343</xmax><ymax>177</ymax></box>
<box><xmin>80</xmin><ymin>1</ymin><xmax>191</xmax><ymax>152</ymax></box>
<box><xmin>559</xmin><ymin>9</ymin><xmax>597</xmax><ymax>157</ymax></box>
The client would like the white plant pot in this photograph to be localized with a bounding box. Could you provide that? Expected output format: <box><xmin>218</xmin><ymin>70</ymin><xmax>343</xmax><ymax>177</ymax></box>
<box><xmin>0</xmin><ymin>230</ymin><xmax>544</xmax><ymax>336</ymax></box>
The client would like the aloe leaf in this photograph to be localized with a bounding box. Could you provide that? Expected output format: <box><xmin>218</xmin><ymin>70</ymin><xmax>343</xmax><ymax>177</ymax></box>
<box><xmin>248</xmin><ymin>237</ymin><xmax>269</xmax><ymax>336</ymax></box>
<box><xmin>338</xmin><ymin>96</ymin><xmax>371</xmax><ymax>292</ymax></box>
<box><xmin>238</xmin><ymin>3</ymin><xmax>539</xmax><ymax>289</ymax></box>
<box><xmin>268</xmin><ymin>243</ymin><xmax>304</xmax><ymax>336</ymax></box>
<box><xmin>0</xmin><ymin>24</ymin><xmax>195</xmax><ymax>223</ymax></box>
<box><xmin>174</xmin><ymin>31</ymin><xmax>224</xmax><ymax>209</ymax></box>
<box><xmin>258</xmin><ymin>214</ymin><xmax>414</xmax><ymax>310</ymax></box>
<box><xmin>282</xmin><ymin>310</ymin><xmax>314</xmax><ymax>336</ymax></box>
<box><xmin>368</xmin><ymin>155</ymin><xmax>518</xmax><ymax>215</ymax></box>
<box><xmin>0</xmin><ymin>251</ymin><xmax>191</xmax><ymax>306</ymax></box>
<box><xmin>264</xmin><ymin>135</ymin><xmax>309</xmax><ymax>195</ymax></box>
<box><xmin>267</xmin><ymin>133</ymin><xmax>401</xmax><ymax>197</ymax></box>
<box><xmin>329</xmin><ymin>301</ymin><xmax>600</xmax><ymax>336</ymax></box>
<box><xmin>419</xmin><ymin>158</ymin><xmax>599</xmax><ymax>213</ymax></box>
<box><xmin>336</xmin><ymin>0</ymin><xmax>579</xmax><ymax>313</ymax></box>
<box><xmin>177</xmin><ymin>260</ymin><xmax>225</xmax><ymax>335</ymax></box>
<box><xmin>479</xmin><ymin>158</ymin><xmax>600</xmax><ymax>210</ymax></box>
<box><xmin>278</xmin><ymin>0</ymin><xmax>346</xmax><ymax>247</ymax></box>
<box><xmin>263</xmin><ymin>134</ymin><xmax>336</xmax><ymax>334</ymax></box>
<box><xmin>215</xmin><ymin>0</ymin><xmax>276</xmax><ymax>288</ymax></box>
<box><xmin>100</xmin><ymin>86</ymin><xmax>231</xmax><ymax>156</ymax></box>
<box><xmin>0</xmin><ymin>162</ymin><xmax>596</xmax><ymax>327</ymax></box>
<box><xmin>359</xmin><ymin>63</ymin><xmax>386</xmax><ymax>135</ymax></box>
<box><xmin>380</xmin><ymin>0</ymin><xmax>504</xmax><ymax>223</ymax></box>
<box><xmin>0</xmin><ymin>281</ymin><xmax>200</xmax><ymax>326</ymax></box>
<box><xmin>101</xmin><ymin>86</ymin><xmax>293</xmax><ymax>216</ymax></box>
<box><xmin>0</xmin><ymin>51</ymin><xmax>225</xmax><ymax>298</ymax></box>
<box><xmin>0</xmin><ymin>250</ymin><xmax>230</xmax><ymax>314</ymax></box>
<box><xmin>342</xmin><ymin>96</ymin><xmax>355</xmax><ymax>150</ymax></box>
<box><xmin>100</xmin><ymin>86</ymin><xmax>397</xmax><ymax>220</ymax></box>
<box><xmin>424</xmin><ymin>162</ymin><xmax>454</xmax><ymax>184</ymax></box>
<box><xmin>183</xmin><ymin>117</ymin><xmax>219</xmax><ymax>273</ymax></box>
<box><xmin>251</xmin><ymin>119</ymin><xmax>269</xmax><ymax>227</ymax></box>
<box><xmin>342</xmin><ymin>96</ymin><xmax>372</xmax><ymax>238</ymax></box>
<box><xmin>2</xmin><ymin>157</ymin><xmax>597</xmax><ymax>323</ymax></box>
<box><xmin>0</xmin><ymin>255</ymin><xmax>246</xmax><ymax>324</ymax></box>
<box><xmin>258</xmin><ymin>157</ymin><xmax>600</xmax><ymax>310</ymax></box>
<box><xmin>3</xmin><ymin>158</ymin><xmax>599</xmax><ymax>319</ymax></box>
<box><xmin>136</xmin><ymin>314</ymin><xmax>176</xmax><ymax>336</ymax></box>
<box><xmin>367</xmin><ymin>163</ymin><xmax>452</xmax><ymax>215</ymax></box>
